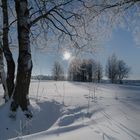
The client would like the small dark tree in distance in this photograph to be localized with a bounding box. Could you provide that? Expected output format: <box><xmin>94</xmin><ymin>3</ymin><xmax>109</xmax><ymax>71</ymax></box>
<box><xmin>52</xmin><ymin>61</ymin><xmax>64</xmax><ymax>81</ymax></box>
<box><xmin>117</xmin><ymin>60</ymin><xmax>131</xmax><ymax>84</ymax></box>
<box><xmin>96</xmin><ymin>62</ymin><xmax>103</xmax><ymax>83</ymax></box>
<box><xmin>106</xmin><ymin>54</ymin><xmax>131</xmax><ymax>84</ymax></box>
<box><xmin>106</xmin><ymin>54</ymin><xmax>118</xmax><ymax>83</ymax></box>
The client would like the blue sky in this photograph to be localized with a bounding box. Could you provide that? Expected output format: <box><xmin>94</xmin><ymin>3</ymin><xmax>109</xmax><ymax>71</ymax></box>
<box><xmin>100</xmin><ymin>28</ymin><xmax>140</xmax><ymax>80</ymax></box>
<box><xmin>17</xmin><ymin>28</ymin><xmax>140</xmax><ymax>80</ymax></box>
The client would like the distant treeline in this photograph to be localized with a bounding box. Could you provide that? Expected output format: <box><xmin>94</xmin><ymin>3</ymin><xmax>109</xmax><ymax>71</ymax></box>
<box><xmin>32</xmin><ymin>75</ymin><xmax>53</xmax><ymax>80</ymax></box>
<box><xmin>31</xmin><ymin>76</ymin><xmax>140</xmax><ymax>85</ymax></box>
<box><xmin>32</xmin><ymin>54</ymin><xmax>136</xmax><ymax>84</ymax></box>
<box><xmin>67</xmin><ymin>53</ymin><xmax>131</xmax><ymax>84</ymax></box>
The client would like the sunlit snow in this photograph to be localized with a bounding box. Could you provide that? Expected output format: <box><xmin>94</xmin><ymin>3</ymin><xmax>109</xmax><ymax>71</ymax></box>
<box><xmin>0</xmin><ymin>81</ymin><xmax>140</xmax><ymax>140</ymax></box>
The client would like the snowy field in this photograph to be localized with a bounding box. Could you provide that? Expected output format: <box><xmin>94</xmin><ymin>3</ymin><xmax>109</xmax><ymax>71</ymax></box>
<box><xmin>0</xmin><ymin>81</ymin><xmax>140</xmax><ymax>140</ymax></box>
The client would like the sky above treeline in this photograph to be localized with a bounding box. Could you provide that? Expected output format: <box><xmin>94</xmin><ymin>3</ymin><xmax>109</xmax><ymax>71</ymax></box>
<box><xmin>11</xmin><ymin>28</ymin><xmax>140</xmax><ymax>80</ymax></box>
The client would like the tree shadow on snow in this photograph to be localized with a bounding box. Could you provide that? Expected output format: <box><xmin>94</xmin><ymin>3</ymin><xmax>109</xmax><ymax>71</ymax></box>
<box><xmin>30</xmin><ymin>99</ymin><xmax>63</xmax><ymax>133</ymax></box>
<box><xmin>0</xmin><ymin>99</ymin><xmax>64</xmax><ymax>140</ymax></box>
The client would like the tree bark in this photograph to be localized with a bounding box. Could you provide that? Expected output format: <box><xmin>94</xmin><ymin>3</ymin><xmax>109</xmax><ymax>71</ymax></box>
<box><xmin>0</xmin><ymin>47</ymin><xmax>9</xmax><ymax>102</ymax></box>
<box><xmin>11</xmin><ymin>0</ymin><xmax>32</xmax><ymax>111</ymax></box>
<box><xmin>2</xmin><ymin>0</ymin><xmax>15</xmax><ymax>98</ymax></box>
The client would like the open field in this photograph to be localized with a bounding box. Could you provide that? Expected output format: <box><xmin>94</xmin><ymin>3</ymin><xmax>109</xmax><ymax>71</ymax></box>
<box><xmin>0</xmin><ymin>81</ymin><xmax>140</xmax><ymax>140</ymax></box>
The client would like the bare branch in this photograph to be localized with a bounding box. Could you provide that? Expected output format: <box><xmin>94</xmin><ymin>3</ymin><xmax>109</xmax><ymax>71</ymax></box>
<box><xmin>30</xmin><ymin>0</ymin><xmax>74</xmax><ymax>27</ymax></box>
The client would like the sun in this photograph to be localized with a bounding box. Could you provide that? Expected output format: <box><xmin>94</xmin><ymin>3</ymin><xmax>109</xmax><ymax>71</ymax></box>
<box><xmin>63</xmin><ymin>51</ymin><xmax>71</xmax><ymax>60</ymax></box>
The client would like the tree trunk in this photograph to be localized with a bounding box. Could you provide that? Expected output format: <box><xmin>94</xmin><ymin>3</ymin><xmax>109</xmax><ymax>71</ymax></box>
<box><xmin>11</xmin><ymin>0</ymin><xmax>32</xmax><ymax>112</ymax></box>
<box><xmin>0</xmin><ymin>47</ymin><xmax>9</xmax><ymax>102</ymax></box>
<box><xmin>119</xmin><ymin>79</ymin><xmax>123</xmax><ymax>84</ymax></box>
<box><xmin>2</xmin><ymin>0</ymin><xmax>15</xmax><ymax>98</ymax></box>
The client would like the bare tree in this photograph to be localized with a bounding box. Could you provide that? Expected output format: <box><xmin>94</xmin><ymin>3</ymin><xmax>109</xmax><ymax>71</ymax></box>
<box><xmin>106</xmin><ymin>54</ymin><xmax>118</xmax><ymax>83</ymax></box>
<box><xmin>91</xmin><ymin>60</ymin><xmax>97</xmax><ymax>82</ymax></box>
<box><xmin>0</xmin><ymin>46</ymin><xmax>8</xmax><ymax>102</ymax></box>
<box><xmin>117</xmin><ymin>60</ymin><xmax>131</xmax><ymax>84</ymax></box>
<box><xmin>80</xmin><ymin>59</ymin><xmax>88</xmax><ymax>82</ymax></box>
<box><xmin>10</xmin><ymin>0</ymin><xmax>33</xmax><ymax>118</ymax></box>
<box><xmin>86</xmin><ymin>59</ymin><xmax>93</xmax><ymax>82</ymax></box>
<box><xmin>68</xmin><ymin>58</ymin><xmax>81</xmax><ymax>81</ymax></box>
<box><xmin>68</xmin><ymin>59</ymin><xmax>90</xmax><ymax>82</ymax></box>
<box><xmin>96</xmin><ymin>62</ymin><xmax>103</xmax><ymax>83</ymax></box>
<box><xmin>106</xmin><ymin>54</ymin><xmax>131</xmax><ymax>84</ymax></box>
<box><xmin>52</xmin><ymin>61</ymin><xmax>64</xmax><ymax>81</ymax></box>
<box><xmin>2</xmin><ymin>0</ymin><xmax>15</xmax><ymax>99</ymax></box>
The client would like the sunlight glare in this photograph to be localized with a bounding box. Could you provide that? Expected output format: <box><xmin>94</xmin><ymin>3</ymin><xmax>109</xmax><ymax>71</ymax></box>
<box><xmin>63</xmin><ymin>51</ymin><xmax>71</xmax><ymax>60</ymax></box>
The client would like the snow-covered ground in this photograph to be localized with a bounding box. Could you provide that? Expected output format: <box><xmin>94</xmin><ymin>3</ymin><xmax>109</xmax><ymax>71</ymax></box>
<box><xmin>0</xmin><ymin>81</ymin><xmax>140</xmax><ymax>140</ymax></box>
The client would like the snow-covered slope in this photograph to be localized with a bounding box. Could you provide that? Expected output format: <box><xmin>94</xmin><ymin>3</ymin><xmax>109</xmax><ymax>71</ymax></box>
<box><xmin>0</xmin><ymin>81</ymin><xmax>140</xmax><ymax>140</ymax></box>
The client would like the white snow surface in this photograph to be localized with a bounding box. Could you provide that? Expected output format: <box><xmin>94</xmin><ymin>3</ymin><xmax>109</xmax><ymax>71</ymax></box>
<box><xmin>0</xmin><ymin>81</ymin><xmax>140</xmax><ymax>140</ymax></box>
